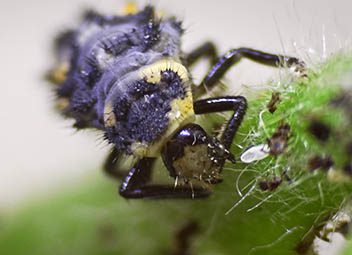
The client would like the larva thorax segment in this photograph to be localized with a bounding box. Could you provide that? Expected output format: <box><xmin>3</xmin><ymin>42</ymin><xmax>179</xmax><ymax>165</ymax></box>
<box><xmin>103</xmin><ymin>58</ymin><xmax>195</xmax><ymax>157</ymax></box>
<box><xmin>139</xmin><ymin>58</ymin><xmax>189</xmax><ymax>84</ymax></box>
<box><xmin>132</xmin><ymin>59</ymin><xmax>194</xmax><ymax>157</ymax></box>
<box><xmin>48</xmin><ymin>5</ymin><xmax>192</xmax><ymax>156</ymax></box>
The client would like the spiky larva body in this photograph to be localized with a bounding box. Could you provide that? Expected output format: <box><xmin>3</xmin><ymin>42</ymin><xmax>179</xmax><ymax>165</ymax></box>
<box><xmin>49</xmin><ymin>6</ymin><xmax>194</xmax><ymax>156</ymax></box>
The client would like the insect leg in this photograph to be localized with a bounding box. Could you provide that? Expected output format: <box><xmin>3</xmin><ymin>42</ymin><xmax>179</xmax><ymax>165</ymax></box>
<box><xmin>103</xmin><ymin>148</ymin><xmax>126</xmax><ymax>179</ymax></box>
<box><xmin>119</xmin><ymin>158</ymin><xmax>211</xmax><ymax>199</ymax></box>
<box><xmin>194</xmin><ymin>96</ymin><xmax>247</xmax><ymax>150</ymax></box>
<box><xmin>194</xmin><ymin>48</ymin><xmax>304</xmax><ymax>98</ymax></box>
<box><xmin>185</xmin><ymin>41</ymin><xmax>218</xmax><ymax>67</ymax></box>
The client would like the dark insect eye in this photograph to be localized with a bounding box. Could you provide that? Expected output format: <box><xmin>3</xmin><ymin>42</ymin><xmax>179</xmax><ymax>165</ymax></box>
<box><xmin>163</xmin><ymin>124</ymin><xmax>207</xmax><ymax>160</ymax></box>
<box><xmin>308</xmin><ymin>155</ymin><xmax>333</xmax><ymax>172</ymax></box>
<box><xmin>308</xmin><ymin>120</ymin><xmax>331</xmax><ymax>142</ymax></box>
<box><xmin>162</xmin><ymin>124</ymin><xmax>233</xmax><ymax>184</ymax></box>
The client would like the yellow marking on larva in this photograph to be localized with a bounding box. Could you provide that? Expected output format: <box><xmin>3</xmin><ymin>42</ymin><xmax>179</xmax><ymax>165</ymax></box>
<box><xmin>122</xmin><ymin>2</ymin><xmax>138</xmax><ymax>15</ymax></box>
<box><xmin>48</xmin><ymin>63</ymin><xmax>68</xmax><ymax>84</ymax></box>
<box><xmin>130</xmin><ymin>142</ymin><xmax>148</xmax><ymax>157</ymax></box>
<box><xmin>169</xmin><ymin>91</ymin><xmax>194</xmax><ymax>120</ymax></box>
<box><xmin>139</xmin><ymin>59</ymin><xmax>189</xmax><ymax>84</ymax></box>
<box><xmin>103</xmin><ymin>101</ymin><xmax>116</xmax><ymax>127</ymax></box>
<box><xmin>156</xmin><ymin>10</ymin><xmax>165</xmax><ymax>19</ymax></box>
<box><xmin>55</xmin><ymin>98</ymin><xmax>70</xmax><ymax>111</ymax></box>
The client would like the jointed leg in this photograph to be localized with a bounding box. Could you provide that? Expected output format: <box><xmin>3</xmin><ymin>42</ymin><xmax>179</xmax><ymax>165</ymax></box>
<box><xmin>194</xmin><ymin>47</ymin><xmax>305</xmax><ymax>98</ymax></box>
<box><xmin>119</xmin><ymin>157</ymin><xmax>212</xmax><ymax>199</ymax></box>
<box><xmin>194</xmin><ymin>96</ymin><xmax>247</xmax><ymax>150</ymax></box>
<box><xmin>108</xmin><ymin>97</ymin><xmax>247</xmax><ymax>199</ymax></box>
<box><xmin>107</xmin><ymin>99</ymin><xmax>246</xmax><ymax>199</ymax></box>
<box><xmin>185</xmin><ymin>41</ymin><xmax>218</xmax><ymax>67</ymax></box>
<box><xmin>104</xmin><ymin>144</ymin><xmax>211</xmax><ymax>199</ymax></box>
<box><xmin>103</xmin><ymin>148</ymin><xmax>126</xmax><ymax>179</ymax></box>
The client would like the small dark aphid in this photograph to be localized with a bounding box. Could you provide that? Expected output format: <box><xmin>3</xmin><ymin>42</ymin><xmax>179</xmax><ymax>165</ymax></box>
<box><xmin>308</xmin><ymin>120</ymin><xmax>331</xmax><ymax>142</ymax></box>
<box><xmin>47</xmin><ymin>5</ymin><xmax>304</xmax><ymax>199</ymax></box>
<box><xmin>267</xmin><ymin>91</ymin><xmax>281</xmax><ymax>113</ymax></box>
<box><xmin>267</xmin><ymin>123</ymin><xmax>291</xmax><ymax>156</ymax></box>
<box><xmin>258</xmin><ymin>169</ymin><xmax>292</xmax><ymax>191</ymax></box>
<box><xmin>336</xmin><ymin>221</ymin><xmax>350</xmax><ymax>236</ymax></box>
<box><xmin>171</xmin><ymin>220</ymin><xmax>199</xmax><ymax>255</ymax></box>
<box><xmin>259</xmin><ymin>176</ymin><xmax>282</xmax><ymax>191</ymax></box>
<box><xmin>308</xmin><ymin>155</ymin><xmax>334</xmax><ymax>172</ymax></box>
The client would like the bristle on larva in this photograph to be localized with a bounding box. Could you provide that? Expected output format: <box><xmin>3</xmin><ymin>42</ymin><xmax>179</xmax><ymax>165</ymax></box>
<box><xmin>139</xmin><ymin>59</ymin><xmax>189</xmax><ymax>84</ymax></box>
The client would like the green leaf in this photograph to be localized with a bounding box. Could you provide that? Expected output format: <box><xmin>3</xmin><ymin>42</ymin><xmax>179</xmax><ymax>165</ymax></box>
<box><xmin>2</xmin><ymin>54</ymin><xmax>352</xmax><ymax>255</ymax></box>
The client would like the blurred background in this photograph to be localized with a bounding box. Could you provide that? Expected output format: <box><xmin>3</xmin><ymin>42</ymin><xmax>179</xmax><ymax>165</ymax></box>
<box><xmin>1</xmin><ymin>0</ymin><xmax>351</xmax><ymax>209</ymax></box>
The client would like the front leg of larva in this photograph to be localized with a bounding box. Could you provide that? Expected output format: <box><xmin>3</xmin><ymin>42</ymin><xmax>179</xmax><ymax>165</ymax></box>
<box><xmin>119</xmin><ymin>157</ymin><xmax>212</xmax><ymax>199</ymax></box>
<box><xmin>194</xmin><ymin>96</ymin><xmax>247</xmax><ymax>150</ymax></box>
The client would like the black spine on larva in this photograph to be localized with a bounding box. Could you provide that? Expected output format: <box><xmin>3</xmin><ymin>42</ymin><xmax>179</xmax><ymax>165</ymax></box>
<box><xmin>142</xmin><ymin>19</ymin><xmax>161</xmax><ymax>51</ymax></box>
<box><xmin>50</xmin><ymin>6</ymin><xmax>185</xmax><ymax>154</ymax></box>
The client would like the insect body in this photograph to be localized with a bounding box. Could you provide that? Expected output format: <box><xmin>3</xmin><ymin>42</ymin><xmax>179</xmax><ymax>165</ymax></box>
<box><xmin>48</xmin><ymin>6</ymin><xmax>304</xmax><ymax>199</ymax></box>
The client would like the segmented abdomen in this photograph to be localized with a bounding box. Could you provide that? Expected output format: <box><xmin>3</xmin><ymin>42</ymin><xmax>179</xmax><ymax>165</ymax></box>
<box><xmin>48</xmin><ymin>6</ymin><xmax>182</xmax><ymax>129</ymax></box>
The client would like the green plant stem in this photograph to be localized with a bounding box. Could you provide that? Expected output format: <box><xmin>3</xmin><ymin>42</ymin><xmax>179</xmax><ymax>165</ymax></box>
<box><xmin>2</xmin><ymin>54</ymin><xmax>352</xmax><ymax>255</ymax></box>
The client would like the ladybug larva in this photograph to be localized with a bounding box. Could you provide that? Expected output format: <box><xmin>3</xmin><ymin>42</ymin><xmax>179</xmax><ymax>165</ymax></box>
<box><xmin>47</xmin><ymin>5</ymin><xmax>304</xmax><ymax>199</ymax></box>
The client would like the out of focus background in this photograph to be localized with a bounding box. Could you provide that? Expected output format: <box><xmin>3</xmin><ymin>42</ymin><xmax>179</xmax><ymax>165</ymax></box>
<box><xmin>1</xmin><ymin>0</ymin><xmax>351</xmax><ymax>209</ymax></box>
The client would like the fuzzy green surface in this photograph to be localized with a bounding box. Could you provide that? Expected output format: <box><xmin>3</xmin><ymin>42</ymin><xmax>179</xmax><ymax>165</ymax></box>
<box><xmin>2</xmin><ymin>55</ymin><xmax>352</xmax><ymax>255</ymax></box>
